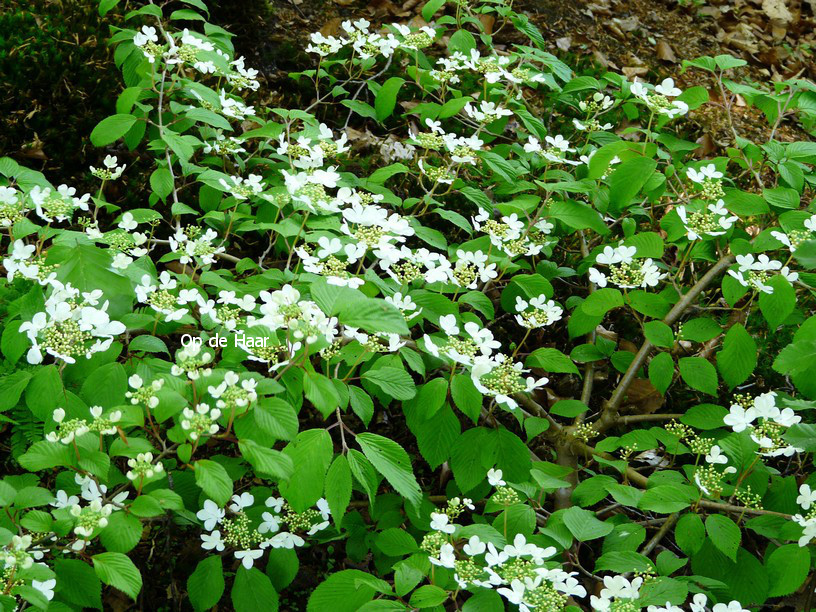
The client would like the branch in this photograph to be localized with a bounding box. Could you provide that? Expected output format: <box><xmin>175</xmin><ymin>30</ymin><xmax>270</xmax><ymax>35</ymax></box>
<box><xmin>599</xmin><ymin>255</ymin><xmax>736</xmax><ymax>431</ymax></box>
<box><xmin>574</xmin><ymin>438</ymin><xmax>792</xmax><ymax>518</ymax></box>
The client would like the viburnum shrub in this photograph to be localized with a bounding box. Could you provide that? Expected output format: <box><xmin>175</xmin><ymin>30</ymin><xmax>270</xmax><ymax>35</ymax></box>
<box><xmin>1</xmin><ymin>0</ymin><xmax>816</xmax><ymax>610</ymax></box>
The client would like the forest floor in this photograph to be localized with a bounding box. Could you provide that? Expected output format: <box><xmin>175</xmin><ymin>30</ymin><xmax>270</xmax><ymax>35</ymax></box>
<box><xmin>210</xmin><ymin>0</ymin><xmax>815</xmax><ymax>149</ymax></box>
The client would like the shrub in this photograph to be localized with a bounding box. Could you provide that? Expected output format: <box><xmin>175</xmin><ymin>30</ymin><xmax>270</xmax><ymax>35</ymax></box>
<box><xmin>0</xmin><ymin>0</ymin><xmax>815</xmax><ymax>610</ymax></box>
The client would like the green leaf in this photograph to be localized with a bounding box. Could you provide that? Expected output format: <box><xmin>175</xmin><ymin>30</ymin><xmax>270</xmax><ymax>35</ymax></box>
<box><xmin>194</xmin><ymin>459</ymin><xmax>233</xmax><ymax>505</ymax></box>
<box><xmin>232</xmin><ymin>567</ymin><xmax>278</xmax><ymax>612</ymax></box>
<box><xmin>188</xmin><ymin>556</ymin><xmax>225</xmax><ymax>611</ymax></box>
<box><xmin>773</xmin><ymin>339</ymin><xmax>816</xmax><ymax>376</ymax></box>
<box><xmin>98</xmin><ymin>0</ymin><xmax>120</xmax><ymax>16</ymax></box>
<box><xmin>254</xmin><ymin>397</ymin><xmax>298</xmax><ymax>441</ymax></box>
<box><xmin>421</xmin><ymin>0</ymin><xmax>445</xmax><ymax>22</ymax></box>
<box><xmin>639</xmin><ymin>485</ymin><xmax>695</xmax><ymax>513</ymax></box>
<box><xmin>1</xmin><ymin>322</ymin><xmax>29</xmax><ymax>365</ymax></box>
<box><xmin>448</xmin><ymin>29</ymin><xmax>476</xmax><ymax>54</ymax></box>
<box><xmin>783</xmin><ymin>423</ymin><xmax>816</xmax><ymax>451</ymax></box>
<box><xmin>415</xmin><ymin>406</ymin><xmax>460</xmax><ymax>469</ymax></box>
<box><xmin>303</xmin><ymin>370</ymin><xmax>340</xmax><ymax>417</ymax></box>
<box><xmin>675</xmin><ymin>513</ymin><xmax>705</xmax><ymax>556</ymax></box>
<box><xmin>266</xmin><ymin>548</ymin><xmax>299</xmax><ymax>591</ymax></box>
<box><xmin>368</xmin><ymin>163</ymin><xmax>409</xmax><ymax>184</ymax></box>
<box><xmin>678</xmin><ymin>357</ymin><xmax>718</xmax><ymax>396</ymax></box>
<box><xmin>280</xmin><ymin>430</ymin><xmax>333</xmax><ymax>512</ymax></box>
<box><xmin>340</xmin><ymin>100</ymin><xmax>377</xmax><ymax>120</ymax></box>
<box><xmin>758</xmin><ymin>275</ymin><xmax>795</xmax><ymax>328</ymax></box>
<box><xmin>680</xmin><ymin>404</ymin><xmax>728</xmax><ymax>430</ymax></box>
<box><xmin>362</xmin><ymin>367</ymin><xmax>416</xmax><ymax>400</ymax></box>
<box><xmin>239</xmin><ymin>439</ymin><xmax>294</xmax><ymax>480</ymax></box>
<box><xmin>337</xmin><ymin>298</ymin><xmax>409</xmax><ymax>335</ymax></box>
<box><xmin>595</xmin><ymin>550</ymin><xmax>654</xmax><ymax>574</ymax></box>
<box><xmin>90</xmin><ymin>114</ymin><xmax>138</xmax><ymax>146</ymax></box>
<box><xmin>25</xmin><ymin>365</ymin><xmax>63</xmax><ymax>420</ymax></box>
<box><xmin>679</xmin><ymin>318</ymin><xmax>722</xmax><ymax>342</ymax></box>
<box><xmin>765</xmin><ymin>543</ymin><xmax>810</xmax><ymax>597</ymax></box>
<box><xmin>763</xmin><ymin>186</ymin><xmax>799</xmax><ymax>210</ymax></box>
<box><xmin>376</xmin><ymin>528</ymin><xmax>419</xmax><ymax>556</ymax></box>
<box><xmin>550</xmin><ymin>400</ymin><xmax>588</xmax><ymax>418</ymax></box>
<box><xmin>0</xmin><ymin>371</ymin><xmax>31</xmax><ymax>411</ymax></box>
<box><xmin>549</xmin><ymin>200</ymin><xmax>608</xmax><ymax>234</ymax></box>
<box><xmin>409</xmin><ymin>585</ymin><xmax>448</xmax><ymax>608</ymax></box>
<box><xmin>582</xmin><ymin>288</ymin><xmax>623</xmax><ymax>316</ymax></box>
<box><xmin>622</xmin><ymin>232</ymin><xmax>665</xmax><ymax>259</ymax></box>
<box><xmin>128</xmin><ymin>335</ymin><xmax>170</xmax><ymax>355</ymax></box>
<box><xmin>0</xmin><ymin>481</ymin><xmax>15</xmax><ymax>506</ymax></box>
<box><xmin>81</xmin><ymin>362</ymin><xmax>127</xmax><ymax>408</ymax></box>
<box><xmin>643</xmin><ymin>321</ymin><xmax>674</xmax><ymax>348</ymax></box>
<box><xmin>308</xmin><ymin>570</ymin><xmax>377</xmax><ymax>612</ymax></box>
<box><xmin>92</xmin><ymin>552</ymin><xmax>142</xmax><ymax>600</ymax></box>
<box><xmin>649</xmin><ymin>352</ymin><xmax>674</xmax><ymax>394</ymax></box>
<box><xmin>55</xmin><ymin>558</ymin><xmax>102</xmax><ymax>609</ymax></box>
<box><xmin>526</xmin><ymin>348</ymin><xmax>579</xmax><ymax>374</ymax></box>
<box><xmin>705</xmin><ymin>515</ymin><xmax>741</xmax><ymax>563</ymax></box>
<box><xmin>450</xmin><ymin>374</ymin><xmax>482</xmax><ymax>422</ymax></box>
<box><xmin>99</xmin><ymin>512</ymin><xmax>143</xmax><ymax>553</ymax></box>
<box><xmin>348</xmin><ymin>386</ymin><xmax>374</xmax><ymax>426</ymax></box>
<box><xmin>716</xmin><ymin>324</ymin><xmax>756</xmax><ymax>388</ymax></box>
<box><xmin>375</xmin><ymin>77</ymin><xmax>405</xmax><ymax>122</ymax></box>
<box><xmin>356</xmin><ymin>433</ymin><xmax>422</xmax><ymax>509</ymax></box>
<box><xmin>325</xmin><ymin>455</ymin><xmax>352</xmax><ymax>528</ymax></box>
<box><xmin>562</xmin><ymin>507</ymin><xmax>613</xmax><ymax>541</ymax></box>
<box><xmin>608</xmin><ymin>157</ymin><xmax>658</xmax><ymax>211</ymax></box>
<box><xmin>18</xmin><ymin>441</ymin><xmax>73</xmax><ymax>471</ymax></box>
<box><xmin>150</xmin><ymin>168</ymin><xmax>174</xmax><ymax>202</ymax></box>
<box><xmin>450</xmin><ymin>428</ymin><xmax>490</xmax><ymax>492</ymax></box>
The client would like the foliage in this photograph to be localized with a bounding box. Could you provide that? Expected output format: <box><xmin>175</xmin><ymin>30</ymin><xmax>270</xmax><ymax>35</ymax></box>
<box><xmin>0</xmin><ymin>0</ymin><xmax>815</xmax><ymax>610</ymax></box>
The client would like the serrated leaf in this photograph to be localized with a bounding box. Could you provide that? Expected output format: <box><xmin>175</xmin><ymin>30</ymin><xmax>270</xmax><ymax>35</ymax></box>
<box><xmin>716</xmin><ymin>323</ymin><xmax>756</xmax><ymax>388</ymax></box>
<box><xmin>356</xmin><ymin>433</ymin><xmax>422</xmax><ymax>509</ymax></box>
<box><xmin>92</xmin><ymin>552</ymin><xmax>142</xmax><ymax>600</ymax></box>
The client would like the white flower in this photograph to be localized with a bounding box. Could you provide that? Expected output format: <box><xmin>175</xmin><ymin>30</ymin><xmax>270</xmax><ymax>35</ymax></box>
<box><xmin>133</xmin><ymin>25</ymin><xmax>158</xmax><ymax>47</ymax></box>
<box><xmin>266</xmin><ymin>531</ymin><xmax>305</xmax><ymax>549</ymax></box>
<box><xmin>655</xmin><ymin>78</ymin><xmax>682</xmax><ymax>97</ymax></box>
<box><xmin>647</xmin><ymin>604</ymin><xmax>683</xmax><ymax>612</ymax></box>
<box><xmin>463</xmin><ymin>535</ymin><xmax>486</xmax><ymax>556</ymax></box>
<box><xmin>690</xmin><ymin>593</ymin><xmax>708</xmax><ymax>612</ymax></box>
<box><xmin>118</xmin><ymin>212</ymin><xmax>138</xmax><ymax>231</ymax></box>
<box><xmin>51</xmin><ymin>490</ymin><xmax>79</xmax><ymax>509</ymax></box>
<box><xmin>196</xmin><ymin>499</ymin><xmax>225</xmax><ymax>531</ymax></box>
<box><xmin>686</xmin><ymin>163</ymin><xmax>723</xmax><ymax>183</ymax></box>
<box><xmin>600</xmin><ymin>575</ymin><xmax>642</xmax><ymax>600</ymax></box>
<box><xmin>32</xmin><ymin>577</ymin><xmax>56</xmax><ymax>601</ymax></box>
<box><xmin>797</xmin><ymin>484</ymin><xmax>816</xmax><ymax>510</ymax></box>
<box><xmin>235</xmin><ymin>548</ymin><xmax>264</xmax><ymax>569</ymax></box>
<box><xmin>497</xmin><ymin>579</ymin><xmax>527</xmax><ymax>606</ymax></box>
<box><xmin>705</xmin><ymin>445</ymin><xmax>728</xmax><ymax>465</ymax></box>
<box><xmin>712</xmin><ymin>603</ymin><xmax>750</xmax><ymax>612</ymax></box>
<box><xmin>487</xmin><ymin>468</ymin><xmax>505</xmax><ymax>487</ymax></box>
<box><xmin>429</xmin><ymin>512</ymin><xmax>455</xmax><ymax>534</ymax></box>
<box><xmin>201</xmin><ymin>530</ymin><xmax>225</xmax><ymax>551</ymax></box>
<box><xmin>723</xmin><ymin>405</ymin><xmax>756</xmax><ymax>433</ymax></box>
<box><xmin>429</xmin><ymin>542</ymin><xmax>456</xmax><ymax>568</ymax></box>
<box><xmin>588</xmin><ymin>267</ymin><xmax>608</xmax><ymax>287</ymax></box>
<box><xmin>484</xmin><ymin>542</ymin><xmax>509</xmax><ymax>567</ymax></box>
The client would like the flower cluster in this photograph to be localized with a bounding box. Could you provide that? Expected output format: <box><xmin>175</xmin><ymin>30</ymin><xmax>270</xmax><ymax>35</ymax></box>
<box><xmin>588</xmin><ymin>246</ymin><xmax>664</xmax><ymax>289</ymax></box>
<box><xmin>723</xmin><ymin>392</ymin><xmax>803</xmax><ymax>456</ymax></box>
<box><xmin>727</xmin><ymin>254</ymin><xmax>797</xmax><ymax>294</ymax></box>
<box><xmin>19</xmin><ymin>282</ymin><xmax>125</xmax><ymax>365</ymax></box>
<box><xmin>196</xmin><ymin>494</ymin><xmax>330</xmax><ymax>569</ymax></box>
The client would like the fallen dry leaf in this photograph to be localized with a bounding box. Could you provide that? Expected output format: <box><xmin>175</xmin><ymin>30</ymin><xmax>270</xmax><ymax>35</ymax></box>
<box><xmin>762</xmin><ymin>0</ymin><xmax>794</xmax><ymax>23</ymax></box>
<box><xmin>655</xmin><ymin>40</ymin><xmax>677</xmax><ymax>63</ymax></box>
<box><xmin>622</xmin><ymin>66</ymin><xmax>648</xmax><ymax>78</ymax></box>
